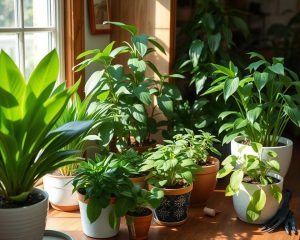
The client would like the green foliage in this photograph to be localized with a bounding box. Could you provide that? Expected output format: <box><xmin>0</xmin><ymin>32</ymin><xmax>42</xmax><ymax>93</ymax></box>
<box><xmin>75</xmin><ymin>22</ymin><xmax>183</xmax><ymax>152</ymax></box>
<box><xmin>141</xmin><ymin>133</ymin><xmax>201</xmax><ymax>187</ymax></box>
<box><xmin>0</xmin><ymin>50</ymin><xmax>93</xmax><ymax>202</ymax></box>
<box><xmin>72</xmin><ymin>154</ymin><xmax>134</xmax><ymax>226</ymax></box>
<box><xmin>116</xmin><ymin>149</ymin><xmax>145</xmax><ymax>176</ymax></box>
<box><xmin>172</xmin><ymin>129</ymin><xmax>220</xmax><ymax>164</ymax></box>
<box><xmin>217</xmin><ymin>142</ymin><xmax>282</xmax><ymax>222</ymax></box>
<box><xmin>203</xmin><ymin>53</ymin><xmax>300</xmax><ymax>146</ymax></box>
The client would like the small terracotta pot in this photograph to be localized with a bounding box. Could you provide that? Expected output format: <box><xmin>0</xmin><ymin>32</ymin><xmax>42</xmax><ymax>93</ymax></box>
<box><xmin>126</xmin><ymin>209</ymin><xmax>153</xmax><ymax>240</ymax></box>
<box><xmin>129</xmin><ymin>175</ymin><xmax>147</xmax><ymax>188</ymax></box>
<box><xmin>149</xmin><ymin>184</ymin><xmax>193</xmax><ymax>226</ymax></box>
<box><xmin>190</xmin><ymin>156</ymin><xmax>220</xmax><ymax>207</ymax></box>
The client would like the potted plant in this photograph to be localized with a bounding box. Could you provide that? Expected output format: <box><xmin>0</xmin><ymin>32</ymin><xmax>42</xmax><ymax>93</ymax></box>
<box><xmin>217</xmin><ymin>142</ymin><xmax>283</xmax><ymax>224</ymax></box>
<box><xmin>0</xmin><ymin>50</ymin><xmax>93</xmax><ymax>239</ymax></box>
<box><xmin>173</xmin><ymin>129</ymin><xmax>221</xmax><ymax>206</ymax></box>
<box><xmin>43</xmin><ymin>90</ymin><xmax>111</xmax><ymax>211</ymax></box>
<box><xmin>140</xmin><ymin>138</ymin><xmax>200</xmax><ymax>226</ymax></box>
<box><xmin>72</xmin><ymin>153</ymin><xmax>137</xmax><ymax>238</ymax></box>
<box><xmin>117</xmin><ymin>148</ymin><xmax>149</xmax><ymax>188</ymax></box>
<box><xmin>126</xmin><ymin>185</ymin><xmax>164</xmax><ymax>240</ymax></box>
<box><xmin>203</xmin><ymin>53</ymin><xmax>299</xmax><ymax>176</ymax></box>
<box><xmin>75</xmin><ymin>21</ymin><xmax>183</xmax><ymax>153</ymax></box>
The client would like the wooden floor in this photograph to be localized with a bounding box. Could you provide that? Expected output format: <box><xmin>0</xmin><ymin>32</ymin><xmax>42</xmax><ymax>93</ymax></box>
<box><xmin>46</xmin><ymin>138</ymin><xmax>300</xmax><ymax>240</ymax></box>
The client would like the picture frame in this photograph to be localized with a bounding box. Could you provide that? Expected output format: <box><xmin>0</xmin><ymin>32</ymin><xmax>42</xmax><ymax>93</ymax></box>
<box><xmin>88</xmin><ymin>0</ymin><xmax>111</xmax><ymax>34</ymax></box>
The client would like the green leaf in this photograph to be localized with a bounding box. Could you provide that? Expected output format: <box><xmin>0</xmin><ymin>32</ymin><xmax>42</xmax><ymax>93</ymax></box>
<box><xmin>218</xmin><ymin>122</ymin><xmax>234</xmax><ymax>134</ymax></box>
<box><xmin>251</xmin><ymin>142</ymin><xmax>263</xmax><ymax>153</ymax></box>
<box><xmin>105</xmin><ymin>21</ymin><xmax>137</xmax><ymax>35</ymax></box>
<box><xmin>246</xmin><ymin>106</ymin><xmax>262</xmax><ymax>124</ymax></box>
<box><xmin>157</xmin><ymin>95</ymin><xmax>173</xmax><ymax>118</ymax></box>
<box><xmin>128</xmin><ymin>58</ymin><xmax>146</xmax><ymax>74</ymax></box>
<box><xmin>219</xmin><ymin>111</ymin><xmax>238</xmax><ymax>120</ymax></box>
<box><xmin>247</xmin><ymin>60</ymin><xmax>266</xmax><ymax>72</ymax></box>
<box><xmin>217</xmin><ymin>164</ymin><xmax>234</xmax><ymax>178</ymax></box>
<box><xmin>270</xmin><ymin>185</ymin><xmax>282</xmax><ymax>203</ymax></box>
<box><xmin>97</xmin><ymin>90</ymin><xmax>110</xmax><ymax>102</ymax></box>
<box><xmin>224</xmin><ymin>77</ymin><xmax>239</xmax><ymax>102</ymax></box>
<box><xmin>203</xmin><ymin>12</ymin><xmax>215</xmax><ymax>31</ymax></box>
<box><xmin>87</xmin><ymin>198</ymin><xmax>102</xmax><ymax>223</ymax></box>
<box><xmin>85</xmin><ymin>70</ymin><xmax>104</xmax><ymax>95</ymax></box>
<box><xmin>268</xmin><ymin>160</ymin><xmax>280</xmax><ymax>172</ymax></box>
<box><xmin>77</xmin><ymin>49</ymin><xmax>100</xmax><ymax>59</ymax></box>
<box><xmin>253</xmin><ymin>72</ymin><xmax>269</xmax><ymax>91</ymax></box>
<box><xmin>247</xmin><ymin>52</ymin><xmax>266</xmax><ymax>61</ymax></box>
<box><xmin>162</xmin><ymin>83</ymin><xmax>182</xmax><ymax>100</ymax></box>
<box><xmin>246</xmin><ymin>189</ymin><xmax>266</xmax><ymax>222</ymax></box>
<box><xmin>212</xmin><ymin>63</ymin><xmax>235</xmax><ymax>78</ymax></box>
<box><xmin>189</xmin><ymin>40</ymin><xmax>204</xmax><ymax>67</ymax></box>
<box><xmin>181</xmin><ymin>171</ymin><xmax>193</xmax><ymax>184</ymax></box>
<box><xmin>232</xmin><ymin>16</ymin><xmax>249</xmax><ymax>38</ymax></box>
<box><xmin>208</xmin><ymin>33</ymin><xmax>221</xmax><ymax>54</ymax></box>
<box><xmin>133</xmin><ymin>86</ymin><xmax>151</xmax><ymax>105</ymax></box>
<box><xmin>222</xmin><ymin>155</ymin><xmax>238</xmax><ymax>167</ymax></box>
<box><xmin>148</xmin><ymin>36</ymin><xmax>166</xmax><ymax>54</ymax></box>
<box><xmin>132</xmin><ymin>34</ymin><xmax>148</xmax><ymax>57</ymax></box>
<box><xmin>284</xmin><ymin>106</ymin><xmax>300</xmax><ymax>127</ymax></box>
<box><xmin>192</xmin><ymin>72</ymin><xmax>207</xmax><ymax>94</ymax></box>
<box><xmin>229</xmin><ymin>169</ymin><xmax>243</xmax><ymax>192</ymax></box>
<box><xmin>268</xmin><ymin>63</ymin><xmax>284</xmax><ymax>75</ymax></box>
<box><xmin>131</xmin><ymin>104</ymin><xmax>146</xmax><ymax>123</ymax></box>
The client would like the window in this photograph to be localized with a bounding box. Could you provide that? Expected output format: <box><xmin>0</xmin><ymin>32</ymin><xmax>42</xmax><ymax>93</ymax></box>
<box><xmin>0</xmin><ymin>0</ymin><xmax>64</xmax><ymax>80</ymax></box>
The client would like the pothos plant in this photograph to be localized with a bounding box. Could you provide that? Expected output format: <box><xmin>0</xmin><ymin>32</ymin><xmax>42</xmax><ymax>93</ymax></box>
<box><xmin>141</xmin><ymin>137</ymin><xmax>200</xmax><ymax>188</ymax></box>
<box><xmin>217</xmin><ymin>142</ymin><xmax>282</xmax><ymax>222</ymax></box>
<box><xmin>203</xmin><ymin>52</ymin><xmax>300</xmax><ymax>146</ymax></box>
<box><xmin>172</xmin><ymin>129</ymin><xmax>220</xmax><ymax>165</ymax></box>
<box><xmin>75</xmin><ymin>21</ymin><xmax>182</xmax><ymax>152</ymax></box>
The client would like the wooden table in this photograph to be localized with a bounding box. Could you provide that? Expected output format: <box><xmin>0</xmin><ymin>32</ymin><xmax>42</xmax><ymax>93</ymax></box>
<box><xmin>46</xmin><ymin>139</ymin><xmax>300</xmax><ymax>240</ymax></box>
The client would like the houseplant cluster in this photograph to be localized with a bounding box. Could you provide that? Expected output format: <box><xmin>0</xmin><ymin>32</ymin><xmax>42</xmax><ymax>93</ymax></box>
<box><xmin>0</xmin><ymin>13</ymin><xmax>299</xmax><ymax>239</ymax></box>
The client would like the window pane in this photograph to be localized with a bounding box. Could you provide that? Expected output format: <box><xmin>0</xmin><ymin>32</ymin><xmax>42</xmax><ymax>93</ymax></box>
<box><xmin>24</xmin><ymin>0</ymin><xmax>53</xmax><ymax>27</ymax></box>
<box><xmin>0</xmin><ymin>33</ymin><xmax>19</xmax><ymax>65</ymax></box>
<box><xmin>0</xmin><ymin>0</ymin><xmax>17</xmax><ymax>27</ymax></box>
<box><xmin>24</xmin><ymin>32</ymin><xmax>52</xmax><ymax>78</ymax></box>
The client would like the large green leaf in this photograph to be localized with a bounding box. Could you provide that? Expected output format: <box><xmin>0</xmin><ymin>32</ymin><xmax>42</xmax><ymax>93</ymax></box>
<box><xmin>133</xmin><ymin>86</ymin><xmax>151</xmax><ymax>105</ymax></box>
<box><xmin>104</xmin><ymin>21</ymin><xmax>137</xmax><ymax>35</ymax></box>
<box><xmin>224</xmin><ymin>77</ymin><xmax>239</xmax><ymax>102</ymax></box>
<box><xmin>189</xmin><ymin>40</ymin><xmax>204</xmax><ymax>67</ymax></box>
<box><xmin>246</xmin><ymin>189</ymin><xmax>266</xmax><ymax>222</ymax></box>
<box><xmin>132</xmin><ymin>34</ymin><xmax>148</xmax><ymax>57</ymax></box>
<box><xmin>253</xmin><ymin>72</ymin><xmax>269</xmax><ymax>91</ymax></box>
<box><xmin>157</xmin><ymin>95</ymin><xmax>173</xmax><ymax>118</ymax></box>
<box><xmin>87</xmin><ymin>198</ymin><xmax>103</xmax><ymax>223</ymax></box>
<box><xmin>268</xmin><ymin>63</ymin><xmax>284</xmax><ymax>75</ymax></box>
<box><xmin>246</xmin><ymin>105</ymin><xmax>262</xmax><ymax>124</ymax></box>
<box><xmin>208</xmin><ymin>33</ymin><xmax>221</xmax><ymax>54</ymax></box>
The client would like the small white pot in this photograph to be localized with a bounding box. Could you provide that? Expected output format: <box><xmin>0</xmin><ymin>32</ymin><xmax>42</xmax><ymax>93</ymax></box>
<box><xmin>77</xmin><ymin>193</ymin><xmax>120</xmax><ymax>238</ymax></box>
<box><xmin>231</xmin><ymin>136</ymin><xmax>293</xmax><ymax>177</ymax></box>
<box><xmin>43</xmin><ymin>174</ymin><xmax>79</xmax><ymax>211</ymax></box>
<box><xmin>233</xmin><ymin>173</ymin><xmax>283</xmax><ymax>224</ymax></box>
<box><xmin>0</xmin><ymin>188</ymin><xmax>48</xmax><ymax>240</ymax></box>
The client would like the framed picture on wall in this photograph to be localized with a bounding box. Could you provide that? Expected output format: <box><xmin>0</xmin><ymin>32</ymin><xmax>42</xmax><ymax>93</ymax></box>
<box><xmin>88</xmin><ymin>0</ymin><xmax>111</xmax><ymax>34</ymax></box>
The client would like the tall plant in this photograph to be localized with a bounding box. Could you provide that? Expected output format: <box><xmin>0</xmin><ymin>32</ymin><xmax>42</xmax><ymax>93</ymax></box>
<box><xmin>203</xmin><ymin>52</ymin><xmax>300</xmax><ymax>146</ymax></box>
<box><xmin>0</xmin><ymin>50</ymin><xmax>93</xmax><ymax>202</ymax></box>
<box><xmin>75</xmin><ymin>22</ymin><xmax>182</xmax><ymax>151</ymax></box>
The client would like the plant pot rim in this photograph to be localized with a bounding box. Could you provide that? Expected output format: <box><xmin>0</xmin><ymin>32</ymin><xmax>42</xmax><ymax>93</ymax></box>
<box><xmin>241</xmin><ymin>172</ymin><xmax>283</xmax><ymax>188</ymax></box>
<box><xmin>0</xmin><ymin>187</ymin><xmax>48</xmax><ymax>211</ymax></box>
<box><xmin>232</xmin><ymin>136</ymin><xmax>293</xmax><ymax>148</ymax></box>
<box><xmin>194</xmin><ymin>156</ymin><xmax>220</xmax><ymax>175</ymax></box>
<box><xmin>126</xmin><ymin>207</ymin><xmax>153</xmax><ymax>218</ymax></box>
<box><xmin>45</xmin><ymin>173</ymin><xmax>75</xmax><ymax>179</ymax></box>
<box><xmin>77</xmin><ymin>192</ymin><xmax>116</xmax><ymax>204</ymax></box>
<box><xmin>148</xmin><ymin>183</ymin><xmax>193</xmax><ymax>195</ymax></box>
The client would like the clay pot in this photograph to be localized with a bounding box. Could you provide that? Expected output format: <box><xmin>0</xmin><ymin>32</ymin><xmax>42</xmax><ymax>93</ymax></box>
<box><xmin>126</xmin><ymin>208</ymin><xmax>153</xmax><ymax>240</ymax></box>
<box><xmin>129</xmin><ymin>175</ymin><xmax>147</xmax><ymax>188</ymax></box>
<box><xmin>190</xmin><ymin>156</ymin><xmax>220</xmax><ymax>207</ymax></box>
<box><xmin>150</xmin><ymin>184</ymin><xmax>193</xmax><ymax>226</ymax></box>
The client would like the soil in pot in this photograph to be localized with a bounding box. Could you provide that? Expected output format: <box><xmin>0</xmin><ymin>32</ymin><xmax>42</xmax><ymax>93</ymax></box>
<box><xmin>129</xmin><ymin>172</ymin><xmax>148</xmax><ymax>188</ymax></box>
<box><xmin>126</xmin><ymin>208</ymin><xmax>153</xmax><ymax>240</ymax></box>
<box><xmin>0</xmin><ymin>191</ymin><xmax>45</xmax><ymax>208</ymax></box>
<box><xmin>190</xmin><ymin>156</ymin><xmax>219</xmax><ymax>207</ymax></box>
<box><xmin>152</xmin><ymin>183</ymin><xmax>192</xmax><ymax>226</ymax></box>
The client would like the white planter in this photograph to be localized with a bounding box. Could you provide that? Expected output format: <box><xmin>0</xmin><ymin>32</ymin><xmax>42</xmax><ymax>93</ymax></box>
<box><xmin>0</xmin><ymin>188</ymin><xmax>49</xmax><ymax>240</ymax></box>
<box><xmin>77</xmin><ymin>193</ymin><xmax>120</xmax><ymax>238</ymax></box>
<box><xmin>43</xmin><ymin>174</ymin><xmax>79</xmax><ymax>211</ymax></box>
<box><xmin>233</xmin><ymin>173</ymin><xmax>283</xmax><ymax>224</ymax></box>
<box><xmin>231</xmin><ymin>136</ymin><xmax>293</xmax><ymax>177</ymax></box>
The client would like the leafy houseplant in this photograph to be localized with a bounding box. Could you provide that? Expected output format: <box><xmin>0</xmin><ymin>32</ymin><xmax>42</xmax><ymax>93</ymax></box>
<box><xmin>72</xmin><ymin>153</ymin><xmax>136</xmax><ymax>238</ymax></box>
<box><xmin>203</xmin><ymin>52</ymin><xmax>299</xmax><ymax>176</ymax></box>
<box><xmin>141</xmin><ymin>137</ymin><xmax>200</xmax><ymax>225</ymax></box>
<box><xmin>43</xmin><ymin>90</ymin><xmax>111</xmax><ymax>211</ymax></box>
<box><xmin>126</xmin><ymin>185</ymin><xmax>164</xmax><ymax>240</ymax></box>
<box><xmin>172</xmin><ymin>129</ymin><xmax>221</xmax><ymax>206</ymax></box>
<box><xmin>0</xmin><ymin>50</ymin><xmax>93</xmax><ymax>239</ymax></box>
<box><xmin>75</xmin><ymin>21</ymin><xmax>182</xmax><ymax>152</ymax></box>
<box><xmin>217</xmin><ymin>142</ymin><xmax>283</xmax><ymax>224</ymax></box>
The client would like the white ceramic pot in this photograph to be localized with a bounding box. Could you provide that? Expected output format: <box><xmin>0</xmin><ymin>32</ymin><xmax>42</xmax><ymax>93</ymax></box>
<box><xmin>231</xmin><ymin>136</ymin><xmax>293</xmax><ymax>177</ymax></box>
<box><xmin>77</xmin><ymin>193</ymin><xmax>120</xmax><ymax>238</ymax></box>
<box><xmin>43</xmin><ymin>174</ymin><xmax>79</xmax><ymax>211</ymax></box>
<box><xmin>0</xmin><ymin>188</ymin><xmax>49</xmax><ymax>240</ymax></box>
<box><xmin>233</xmin><ymin>173</ymin><xmax>283</xmax><ymax>224</ymax></box>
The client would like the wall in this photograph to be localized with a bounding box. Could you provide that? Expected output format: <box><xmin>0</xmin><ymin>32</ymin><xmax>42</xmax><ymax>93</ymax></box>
<box><xmin>84</xmin><ymin>0</ymin><xmax>110</xmax><ymax>80</ymax></box>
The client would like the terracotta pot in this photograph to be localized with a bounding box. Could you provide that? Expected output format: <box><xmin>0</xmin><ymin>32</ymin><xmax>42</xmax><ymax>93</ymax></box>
<box><xmin>129</xmin><ymin>175</ymin><xmax>147</xmax><ymax>188</ymax></box>
<box><xmin>43</xmin><ymin>174</ymin><xmax>79</xmax><ymax>211</ymax></box>
<box><xmin>126</xmin><ymin>208</ymin><xmax>153</xmax><ymax>240</ymax></box>
<box><xmin>149</xmin><ymin>184</ymin><xmax>193</xmax><ymax>226</ymax></box>
<box><xmin>190</xmin><ymin>156</ymin><xmax>220</xmax><ymax>207</ymax></box>
<box><xmin>77</xmin><ymin>193</ymin><xmax>119</xmax><ymax>238</ymax></box>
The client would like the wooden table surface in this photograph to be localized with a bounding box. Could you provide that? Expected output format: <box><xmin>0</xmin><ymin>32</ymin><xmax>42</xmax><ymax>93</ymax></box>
<box><xmin>46</xmin><ymin>139</ymin><xmax>300</xmax><ymax>240</ymax></box>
